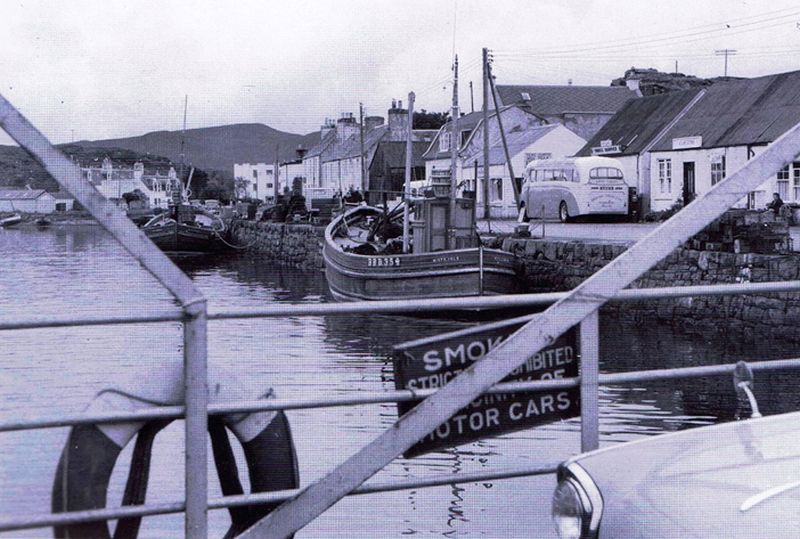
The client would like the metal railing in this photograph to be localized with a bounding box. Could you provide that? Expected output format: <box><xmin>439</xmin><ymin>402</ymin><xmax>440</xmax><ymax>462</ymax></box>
<box><xmin>2</xmin><ymin>94</ymin><xmax>800</xmax><ymax>537</ymax></box>
<box><xmin>2</xmin><ymin>285</ymin><xmax>800</xmax><ymax>534</ymax></box>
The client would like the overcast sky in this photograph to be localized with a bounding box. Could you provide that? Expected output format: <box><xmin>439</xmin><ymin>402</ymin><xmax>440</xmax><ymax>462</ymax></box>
<box><xmin>2</xmin><ymin>0</ymin><xmax>800</xmax><ymax>146</ymax></box>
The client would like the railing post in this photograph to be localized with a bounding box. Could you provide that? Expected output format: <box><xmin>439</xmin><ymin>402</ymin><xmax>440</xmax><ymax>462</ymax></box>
<box><xmin>580</xmin><ymin>311</ymin><xmax>599</xmax><ymax>452</ymax></box>
<box><xmin>184</xmin><ymin>301</ymin><xmax>208</xmax><ymax>538</ymax></box>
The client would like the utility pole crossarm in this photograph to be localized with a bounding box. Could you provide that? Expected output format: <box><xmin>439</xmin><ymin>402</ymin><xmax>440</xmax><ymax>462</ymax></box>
<box><xmin>715</xmin><ymin>49</ymin><xmax>737</xmax><ymax>77</ymax></box>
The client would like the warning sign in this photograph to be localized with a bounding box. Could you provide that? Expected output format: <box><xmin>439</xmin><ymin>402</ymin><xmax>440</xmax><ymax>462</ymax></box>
<box><xmin>393</xmin><ymin>319</ymin><xmax>579</xmax><ymax>457</ymax></box>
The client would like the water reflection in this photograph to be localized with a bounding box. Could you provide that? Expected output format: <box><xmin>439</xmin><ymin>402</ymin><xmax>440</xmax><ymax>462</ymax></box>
<box><xmin>2</xmin><ymin>226</ymin><xmax>799</xmax><ymax>538</ymax></box>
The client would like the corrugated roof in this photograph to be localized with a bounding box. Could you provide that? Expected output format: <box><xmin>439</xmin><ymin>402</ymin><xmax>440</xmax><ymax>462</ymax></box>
<box><xmin>496</xmin><ymin>85</ymin><xmax>638</xmax><ymax>114</ymax></box>
<box><xmin>651</xmin><ymin>70</ymin><xmax>800</xmax><ymax>151</ymax></box>
<box><xmin>462</xmin><ymin>124</ymin><xmax>558</xmax><ymax>167</ymax></box>
<box><xmin>0</xmin><ymin>189</ymin><xmax>48</xmax><ymax>200</ymax></box>
<box><xmin>576</xmin><ymin>89</ymin><xmax>702</xmax><ymax>157</ymax></box>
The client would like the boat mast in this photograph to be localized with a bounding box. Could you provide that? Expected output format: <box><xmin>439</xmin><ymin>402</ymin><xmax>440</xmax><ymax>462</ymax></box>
<box><xmin>179</xmin><ymin>94</ymin><xmax>188</xmax><ymax>201</ymax></box>
<box><xmin>403</xmin><ymin>91</ymin><xmax>415</xmax><ymax>254</ymax></box>
<box><xmin>448</xmin><ymin>55</ymin><xmax>459</xmax><ymax>250</ymax></box>
<box><xmin>482</xmin><ymin>48</ymin><xmax>490</xmax><ymax>229</ymax></box>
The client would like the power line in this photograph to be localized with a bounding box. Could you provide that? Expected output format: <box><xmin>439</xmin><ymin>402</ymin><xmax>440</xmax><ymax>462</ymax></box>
<box><xmin>493</xmin><ymin>9</ymin><xmax>800</xmax><ymax>59</ymax></box>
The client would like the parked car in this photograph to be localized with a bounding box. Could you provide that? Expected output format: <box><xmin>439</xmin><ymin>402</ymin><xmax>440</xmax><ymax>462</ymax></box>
<box><xmin>553</xmin><ymin>410</ymin><xmax>800</xmax><ymax>538</ymax></box>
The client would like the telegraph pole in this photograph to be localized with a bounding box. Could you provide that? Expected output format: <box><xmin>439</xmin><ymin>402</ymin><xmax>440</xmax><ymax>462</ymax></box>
<box><xmin>359</xmin><ymin>102</ymin><xmax>366</xmax><ymax>193</ymax></box>
<box><xmin>715</xmin><ymin>49</ymin><xmax>737</xmax><ymax>77</ymax></box>
<box><xmin>469</xmin><ymin>81</ymin><xmax>475</xmax><ymax>113</ymax></box>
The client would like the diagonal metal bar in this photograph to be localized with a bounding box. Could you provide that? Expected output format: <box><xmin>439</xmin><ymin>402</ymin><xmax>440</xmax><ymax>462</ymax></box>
<box><xmin>0</xmin><ymin>95</ymin><xmax>201</xmax><ymax>305</ymax></box>
<box><xmin>241</xmin><ymin>123</ymin><xmax>800</xmax><ymax>538</ymax></box>
<box><xmin>0</xmin><ymin>95</ymin><xmax>208</xmax><ymax>537</ymax></box>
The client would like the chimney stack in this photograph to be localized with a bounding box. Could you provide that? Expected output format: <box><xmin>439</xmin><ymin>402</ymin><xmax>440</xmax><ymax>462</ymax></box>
<box><xmin>387</xmin><ymin>99</ymin><xmax>409</xmax><ymax>142</ymax></box>
<box><xmin>320</xmin><ymin>118</ymin><xmax>336</xmax><ymax>139</ymax></box>
<box><xmin>336</xmin><ymin>112</ymin><xmax>359</xmax><ymax>142</ymax></box>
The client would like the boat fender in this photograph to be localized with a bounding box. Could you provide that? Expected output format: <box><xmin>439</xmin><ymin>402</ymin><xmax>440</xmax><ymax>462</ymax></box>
<box><xmin>52</xmin><ymin>390</ymin><xmax>299</xmax><ymax>538</ymax></box>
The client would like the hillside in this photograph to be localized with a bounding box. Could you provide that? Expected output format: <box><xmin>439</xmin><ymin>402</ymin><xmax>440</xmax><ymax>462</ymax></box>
<box><xmin>75</xmin><ymin>123</ymin><xmax>320</xmax><ymax>173</ymax></box>
<box><xmin>0</xmin><ymin>145</ymin><xmax>174</xmax><ymax>192</ymax></box>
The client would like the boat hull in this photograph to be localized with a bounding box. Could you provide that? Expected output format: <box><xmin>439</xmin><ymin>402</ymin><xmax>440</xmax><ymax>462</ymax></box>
<box><xmin>143</xmin><ymin>221</ymin><xmax>227</xmax><ymax>253</ymax></box>
<box><xmin>323</xmin><ymin>207</ymin><xmax>518</xmax><ymax>302</ymax></box>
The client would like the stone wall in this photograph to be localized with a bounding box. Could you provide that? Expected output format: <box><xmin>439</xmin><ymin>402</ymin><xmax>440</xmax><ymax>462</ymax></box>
<box><xmin>502</xmin><ymin>237</ymin><xmax>800</xmax><ymax>343</ymax></box>
<box><xmin>230</xmin><ymin>220</ymin><xmax>325</xmax><ymax>270</ymax></box>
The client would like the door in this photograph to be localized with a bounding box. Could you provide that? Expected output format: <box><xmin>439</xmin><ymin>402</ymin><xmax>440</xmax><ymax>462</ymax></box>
<box><xmin>682</xmin><ymin>162</ymin><xmax>696</xmax><ymax>204</ymax></box>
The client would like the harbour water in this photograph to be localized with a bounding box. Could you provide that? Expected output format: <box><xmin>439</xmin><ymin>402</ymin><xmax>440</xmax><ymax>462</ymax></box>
<box><xmin>2</xmin><ymin>225</ymin><xmax>799</xmax><ymax>538</ymax></box>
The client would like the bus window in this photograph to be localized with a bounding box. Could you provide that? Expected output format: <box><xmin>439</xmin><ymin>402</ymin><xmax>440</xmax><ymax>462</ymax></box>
<box><xmin>588</xmin><ymin>167</ymin><xmax>624</xmax><ymax>184</ymax></box>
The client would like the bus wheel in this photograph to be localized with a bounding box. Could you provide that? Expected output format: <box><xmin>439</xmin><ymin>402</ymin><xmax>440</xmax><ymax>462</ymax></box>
<box><xmin>559</xmin><ymin>201</ymin><xmax>569</xmax><ymax>223</ymax></box>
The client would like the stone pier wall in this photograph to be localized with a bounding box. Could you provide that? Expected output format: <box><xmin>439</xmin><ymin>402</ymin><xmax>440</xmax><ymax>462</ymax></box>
<box><xmin>502</xmin><ymin>237</ymin><xmax>800</xmax><ymax>343</ymax></box>
<box><xmin>230</xmin><ymin>220</ymin><xmax>325</xmax><ymax>270</ymax></box>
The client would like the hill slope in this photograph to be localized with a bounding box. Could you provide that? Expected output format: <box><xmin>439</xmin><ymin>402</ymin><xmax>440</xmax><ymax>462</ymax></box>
<box><xmin>75</xmin><ymin>123</ymin><xmax>320</xmax><ymax>173</ymax></box>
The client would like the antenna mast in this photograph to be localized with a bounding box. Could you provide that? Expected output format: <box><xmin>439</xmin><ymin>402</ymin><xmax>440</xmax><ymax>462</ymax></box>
<box><xmin>448</xmin><ymin>55</ymin><xmax>459</xmax><ymax>249</ymax></box>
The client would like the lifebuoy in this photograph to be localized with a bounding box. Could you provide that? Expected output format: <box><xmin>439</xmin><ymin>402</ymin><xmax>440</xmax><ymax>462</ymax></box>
<box><xmin>52</xmin><ymin>391</ymin><xmax>299</xmax><ymax>538</ymax></box>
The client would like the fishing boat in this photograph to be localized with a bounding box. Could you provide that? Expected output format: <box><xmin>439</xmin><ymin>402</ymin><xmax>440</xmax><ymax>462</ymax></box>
<box><xmin>142</xmin><ymin>165</ymin><xmax>231</xmax><ymax>253</ymax></box>
<box><xmin>141</xmin><ymin>205</ymin><xmax>228</xmax><ymax>253</ymax></box>
<box><xmin>323</xmin><ymin>201</ymin><xmax>517</xmax><ymax>302</ymax></box>
<box><xmin>0</xmin><ymin>213</ymin><xmax>22</xmax><ymax>228</ymax></box>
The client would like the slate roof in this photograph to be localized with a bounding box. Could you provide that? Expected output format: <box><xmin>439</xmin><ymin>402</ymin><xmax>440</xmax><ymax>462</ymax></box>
<box><xmin>462</xmin><ymin>124</ymin><xmax>559</xmax><ymax>167</ymax></box>
<box><xmin>496</xmin><ymin>85</ymin><xmax>638</xmax><ymax>114</ymax></box>
<box><xmin>576</xmin><ymin>89</ymin><xmax>703</xmax><ymax>157</ymax></box>
<box><xmin>0</xmin><ymin>189</ymin><xmax>49</xmax><ymax>200</ymax></box>
<box><xmin>329</xmin><ymin>125</ymin><xmax>389</xmax><ymax>161</ymax></box>
<box><xmin>650</xmin><ymin>70</ymin><xmax>800</xmax><ymax>151</ymax></box>
<box><xmin>371</xmin><ymin>140</ymin><xmax>430</xmax><ymax>168</ymax></box>
<box><xmin>422</xmin><ymin>110</ymin><xmax>500</xmax><ymax>161</ymax></box>
<box><xmin>305</xmin><ymin>129</ymin><xmax>337</xmax><ymax>159</ymax></box>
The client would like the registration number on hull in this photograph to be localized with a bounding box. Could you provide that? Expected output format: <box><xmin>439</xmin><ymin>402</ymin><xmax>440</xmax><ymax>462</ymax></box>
<box><xmin>367</xmin><ymin>256</ymin><xmax>400</xmax><ymax>267</ymax></box>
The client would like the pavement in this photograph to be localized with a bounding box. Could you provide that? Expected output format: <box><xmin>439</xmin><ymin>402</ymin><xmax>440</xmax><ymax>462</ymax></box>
<box><xmin>477</xmin><ymin>218</ymin><xmax>800</xmax><ymax>252</ymax></box>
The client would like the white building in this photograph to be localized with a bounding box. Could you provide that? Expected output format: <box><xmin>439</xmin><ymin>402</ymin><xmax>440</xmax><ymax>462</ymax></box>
<box><xmin>0</xmin><ymin>189</ymin><xmax>57</xmax><ymax>213</ymax></box>
<box><xmin>233</xmin><ymin>162</ymin><xmax>276</xmax><ymax>201</ymax></box>
<box><xmin>303</xmin><ymin>102</ymin><xmax>436</xmax><ymax>196</ymax></box>
<box><xmin>82</xmin><ymin>158</ymin><xmax>179</xmax><ymax>209</ymax></box>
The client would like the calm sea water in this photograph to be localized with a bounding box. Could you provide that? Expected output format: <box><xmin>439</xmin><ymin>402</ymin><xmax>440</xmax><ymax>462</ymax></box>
<box><xmin>1</xmin><ymin>225</ymin><xmax>799</xmax><ymax>538</ymax></box>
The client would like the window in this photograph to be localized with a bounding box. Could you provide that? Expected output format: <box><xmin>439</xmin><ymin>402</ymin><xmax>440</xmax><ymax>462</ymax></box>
<box><xmin>520</xmin><ymin>92</ymin><xmax>531</xmax><ymax>101</ymax></box>
<box><xmin>460</xmin><ymin>130</ymin><xmax>471</xmax><ymax>147</ymax></box>
<box><xmin>777</xmin><ymin>165</ymin><xmax>790</xmax><ymax>199</ymax></box>
<box><xmin>490</xmin><ymin>178</ymin><xmax>503</xmax><ymax>201</ymax></box>
<box><xmin>589</xmin><ymin>167</ymin><xmax>623</xmax><ymax>179</ymax></box>
<box><xmin>710</xmin><ymin>155</ymin><xmax>725</xmax><ymax>185</ymax></box>
<box><xmin>657</xmin><ymin>159</ymin><xmax>672</xmax><ymax>194</ymax></box>
<box><xmin>252</xmin><ymin>170</ymin><xmax>258</xmax><ymax>178</ymax></box>
<box><xmin>439</xmin><ymin>132</ymin><xmax>451</xmax><ymax>152</ymax></box>
<box><xmin>793</xmin><ymin>162</ymin><xmax>800</xmax><ymax>200</ymax></box>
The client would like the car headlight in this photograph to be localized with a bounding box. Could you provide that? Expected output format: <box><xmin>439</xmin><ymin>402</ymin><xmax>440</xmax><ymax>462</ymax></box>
<box><xmin>552</xmin><ymin>463</ymin><xmax>603</xmax><ymax>539</ymax></box>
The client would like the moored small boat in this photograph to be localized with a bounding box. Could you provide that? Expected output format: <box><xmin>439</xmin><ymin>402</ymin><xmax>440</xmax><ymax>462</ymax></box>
<box><xmin>0</xmin><ymin>213</ymin><xmax>22</xmax><ymax>228</ymax></box>
<box><xmin>142</xmin><ymin>206</ymin><xmax>229</xmax><ymax>253</ymax></box>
